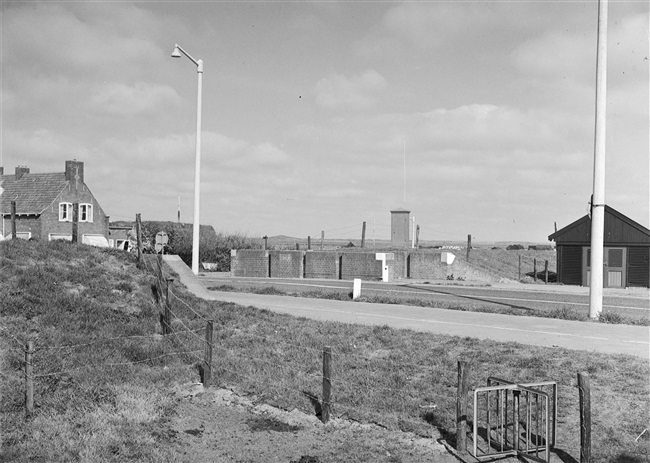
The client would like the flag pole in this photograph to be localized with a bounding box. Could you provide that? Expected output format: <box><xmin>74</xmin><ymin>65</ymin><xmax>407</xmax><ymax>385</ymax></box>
<box><xmin>589</xmin><ymin>0</ymin><xmax>608</xmax><ymax>319</ymax></box>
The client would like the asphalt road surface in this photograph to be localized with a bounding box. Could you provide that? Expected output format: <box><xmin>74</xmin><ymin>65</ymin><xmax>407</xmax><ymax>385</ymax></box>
<box><xmin>158</xmin><ymin>257</ymin><xmax>648</xmax><ymax>357</ymax></box>
<box><xmin>199</xmin><ymin>275</ymin><xmax>649</xmax><ymax>322</ymax></box>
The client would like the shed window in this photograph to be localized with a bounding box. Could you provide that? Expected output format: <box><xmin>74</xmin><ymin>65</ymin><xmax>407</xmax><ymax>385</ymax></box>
<box><xmin>608</xmin><ymin>248</ymin><xmax>623</xmax><ymax>267</ymax></box>
<box><xmin>59</xmin><ymin>202</ymin><xmax>73</xmax><ymax>222</ymax></box>
<box><xmin>80</xmin><ymin>203</ymin><xmax>93</xmax><ymax>222</ymax></box>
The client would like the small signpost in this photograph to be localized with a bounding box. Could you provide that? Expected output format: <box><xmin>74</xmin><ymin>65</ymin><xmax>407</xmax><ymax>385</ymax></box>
<box><xmin>155</xmin><ymin>231</ymin><xmax>169</xmax><ymax>254</ymax></box>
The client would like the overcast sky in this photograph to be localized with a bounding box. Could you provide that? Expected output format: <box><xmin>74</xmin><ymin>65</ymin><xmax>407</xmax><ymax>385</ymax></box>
<box><xmin>1</xmin><ymin>1</ymin><xmax>648</xmax><ymax>243</ymax></box>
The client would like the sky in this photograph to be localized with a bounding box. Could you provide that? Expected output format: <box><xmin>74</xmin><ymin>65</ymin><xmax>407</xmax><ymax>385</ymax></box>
<box><xmin>1</xmin><ymin>0</ymin><xmax>648</xmax><ymax>243</ymax></box>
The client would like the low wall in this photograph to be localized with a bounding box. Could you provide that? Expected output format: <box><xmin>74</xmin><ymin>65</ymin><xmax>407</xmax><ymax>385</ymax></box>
<box><xmin>410</xmin><ymin>251</ymin><xmax>449</xmax><ymax>279</ymax></box>
<box><xmin>231</xmin><ymin>249</ymin><xmax>453</xmax><ymax>282</ymax></box>
<box><xmin>270</xmin><ymin>251</ymin><xmax>304</xmax><ymax>278</ymax></box>
<box><xmin>305</xmin><ymin>252</ymin><xmax>339</xmax><ymax>279</ymax></box>
<box><xmin>230</xmin><ymin>249</ymin><xmax>268</xmax><ymax>277</ymax></box>
<box><xmin>340</xmin><ymin>252</ymin><xmax>384</xmax><ymax>280</ymax></box>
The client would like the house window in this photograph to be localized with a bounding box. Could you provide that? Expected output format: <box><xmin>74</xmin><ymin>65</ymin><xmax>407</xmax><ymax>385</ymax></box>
<box><xmin>80</xmin><ymin>203</ymin><xmax>93</xmax><ymax>222</ymax></box>
<box><xmin>50</xmin><ymin>234</ymin><xmax>72</xmax><ymax>241</ymax></box>
<box><xmin>59</xmin><ymin>202</ymin><xmax>73</xmax><ymax>222</ymax></box>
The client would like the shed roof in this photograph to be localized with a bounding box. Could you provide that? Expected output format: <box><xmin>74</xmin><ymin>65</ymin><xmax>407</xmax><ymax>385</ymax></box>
<box><xmin>0</xmin><ymin>172</ymin><xmax>68</xmax><ymax>216</ymax></box>
<box><xmin>548</xmin><ymin>205</ymin><xmax>650</xmax><ymax>246</ymax></box>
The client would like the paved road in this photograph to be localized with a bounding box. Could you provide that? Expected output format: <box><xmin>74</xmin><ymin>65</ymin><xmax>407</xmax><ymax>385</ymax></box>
<box><xmin>203</xmin><ymin>289</ymin><xmax>650</xmax><ymax>359</ymax></box>
<box><xmin>160</xmin><ymin>259</ymin><xmax>649</xmax><ymax>359</ymax></box>
<box><xmin>200</xmin><ymin>275</ymin><xmax>650</xmax><ymax>321</ymax></box>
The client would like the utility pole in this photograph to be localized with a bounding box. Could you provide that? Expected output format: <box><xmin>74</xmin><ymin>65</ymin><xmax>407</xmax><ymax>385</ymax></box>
<box><xmin>589</xmin><ymin>0</ymin><xmax>608</xmax><ymax>320</ymax></box>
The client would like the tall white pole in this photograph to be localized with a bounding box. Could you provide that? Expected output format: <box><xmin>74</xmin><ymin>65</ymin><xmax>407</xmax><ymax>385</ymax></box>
<box><xmin>191</xmin><ymin>60</ymin><xmax>203</xmax><ymax>275</ymax></box>
<box><xmin>589</xmin><ymin>0</ymin><xmax>608</xmax><ymax>319</ymax></box>
<box><xmin>411</xmin><ymin>216</ymin><xmax>416</xmax><ymax>248</ymax></box>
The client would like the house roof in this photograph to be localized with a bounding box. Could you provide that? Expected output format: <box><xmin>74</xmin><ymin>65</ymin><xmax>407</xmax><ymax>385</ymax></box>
<box><xmin>548</xmin><ymin>205</ymin><xmax>650</xmax><ymax>245</ymax></box>
<box><xmin>0</xmin><ymin>172</ymin><xmax>68</xmax><ymax>216</ymax></box>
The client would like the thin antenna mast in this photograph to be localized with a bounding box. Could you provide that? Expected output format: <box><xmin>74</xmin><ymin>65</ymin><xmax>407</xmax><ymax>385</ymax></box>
<box><xmin>403</xmin><ymin>140</ymin><xmax>407</xmax><ymax>203</ymax></box>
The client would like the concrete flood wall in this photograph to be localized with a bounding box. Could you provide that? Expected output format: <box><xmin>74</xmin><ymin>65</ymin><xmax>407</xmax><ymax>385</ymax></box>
<box><xmin>231</xmin><ymin>249</ymin><xmax>454</xmax><ymax>282</ymax></box>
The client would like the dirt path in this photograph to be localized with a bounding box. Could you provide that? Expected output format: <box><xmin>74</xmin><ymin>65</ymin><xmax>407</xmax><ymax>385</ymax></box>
<box><xmin>165</xmin><ymin>383</ymin><xmax>464</xmax><ymax>463</ymax></box>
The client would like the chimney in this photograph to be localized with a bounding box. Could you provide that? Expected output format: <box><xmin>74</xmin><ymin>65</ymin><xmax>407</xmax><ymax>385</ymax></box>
<box><xmin>15</xmin><ymin>166</ymin><xmax>30</xmax><ymax>180</ymax></box>
<box><xmin>65</xmin><ymin>160</ymin><xmax>84</xmax><ymax>184</ymax></box>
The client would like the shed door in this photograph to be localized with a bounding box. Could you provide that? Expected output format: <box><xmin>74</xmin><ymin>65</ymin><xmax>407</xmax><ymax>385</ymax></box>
<box><xmin>605</xmin><ymin>248</ymin><xmax>625</xmax><ymax>288</ymax></box>
<box><xmin>585</xmin><ymin>247</ymin><xmax>626</xmax><ymax>288</ymax></box>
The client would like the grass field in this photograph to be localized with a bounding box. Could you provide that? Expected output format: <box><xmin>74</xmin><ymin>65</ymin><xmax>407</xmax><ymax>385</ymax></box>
<box><xmin>1</xmin><ymin>240</ymin><xmax>648</xmax><ymax>462</ymax></box>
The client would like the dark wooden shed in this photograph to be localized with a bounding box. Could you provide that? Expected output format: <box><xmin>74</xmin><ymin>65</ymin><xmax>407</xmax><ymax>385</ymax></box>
<box><xmin>548</xmin><ymin>206</ymin><xmax>650</xmax><ymax>288</ymax></box>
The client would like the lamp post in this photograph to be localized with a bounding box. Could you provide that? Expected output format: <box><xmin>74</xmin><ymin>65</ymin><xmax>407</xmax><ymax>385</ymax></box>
<box><xmin>171</xmin><ymin>44</ymin><xmax>203</xmax><ymax>275</ymax></box>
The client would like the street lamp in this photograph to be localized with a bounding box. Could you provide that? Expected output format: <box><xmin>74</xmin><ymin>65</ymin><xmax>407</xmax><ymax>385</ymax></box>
<box><xmin>171</xmin><ymin>44</ymin><xmax>203</xmax><ymax>275</ymax></box>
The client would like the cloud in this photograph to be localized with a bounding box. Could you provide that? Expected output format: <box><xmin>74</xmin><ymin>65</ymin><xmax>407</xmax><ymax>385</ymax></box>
<box><xmin>314</xmin><ymin>70</ymin><xmax>387</xmax><ymax>110</ymax></box>
<box><xmin>1</xmin><ymin>3</ymin><xmax>164</xmax><ymax>76</ymax></box>
<box><xmin>90</xmin><ymin>82</ymin><xmax>181</xmax><ymax>116</ymax></box>
<box><xmin>510</xmin><ymin>11</ymin><xmax>648</xmax><ymax>90</ymax></box>
<box><xmin>382</xmin><ymin>2</ymin><xmax>492</xmax><ymax>49</ymax></box>
<box><xmin>77</xmin><ymin>131</ymin><xmax>297</xmax><ymax>220</ymax></box>
<box><xmin>2</xmin><ymin>130</ymin><xmax>90</xmax><ymax>169</ymax></box>
<box><xmin>291</xmin><ymin>103</ymin><xmax>589</xmax><ymax>165</ymax></box>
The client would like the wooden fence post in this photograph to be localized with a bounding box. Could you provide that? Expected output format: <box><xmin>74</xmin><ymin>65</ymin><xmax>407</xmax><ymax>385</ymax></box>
<box><xmin>136</xmin><ymin>213</ymin><xmax>143</xmax><ymax>268</ymax></box>
<box><xmin>263</xmin><ymin>235</ymin><xmax>268</xmax><ymax>250</ymax></box>
<box><xmin>157</xmin><ymin>253</ymin><xmax>163</xmax><ymax>283</ymax></box>
<box><xmin>456</xmin><ymin>361</ymin><xmax>468</xmax><ymax>454</ymax></box>
<box><xmin>466</xmin><ymin>235</ymin><xmax>471</xmax><ymax>261</ymax></box>
<box><xmin>320</xmin><ymin>231</ymin><xmax>324</xmax><ymax>250</ymax></box>
<box><xmin>544</xmin><ymin>260</ymin><xmax>549</xmax><ymax>284</ymax></box>
<box><xmin>164</xmin><ymin>278</ymin><xmax>174</xmax><ymax>335</ymax></box>
<box><xmin>533</xmin><ymin>258</ymin><xmax>537</xmax><ymax>282</ymax></box>
<box><xmin>11</xmin><ymin>201</ymin><xmax>17</xmax><ymax>239</ymax></box>
<box><xmin>25</xmin><ymin>341</ymin><xmax>34</xmax><ymax>418</ymax></box>
<box><xmin>578</xmin><ymin>372</ymin><xmax>591</xmax><ymax>463</ymax></box>
<box><xmin>361</xmin><ymin>222</ymin><xmax>366</xmax><ymax>248</ymax></box>
<box><xmin>203</xmin><ymin>320</ymin><xmax>213</xmax><ymax>388</ymax></box>
<box><xmin>72</xmin><ymin>203</ymin><xmax>79</xmax><ymax>244</ymax></box>
<box><xmin>307</xmin><ymin>236</ymin><xmax>311</xmax><ymax>251</ymax></box>
<box><xmin>322</xmin><ymin>346</ymin><xmax>332</xmax><ymax>424</ymax></box>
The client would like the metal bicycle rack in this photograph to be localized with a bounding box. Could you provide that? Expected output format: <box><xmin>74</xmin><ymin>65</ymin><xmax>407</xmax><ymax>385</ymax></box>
<box><xmin>472</xmin><ymin>377</ymin><xmax>557</xmax><ymax>462</ymax></box>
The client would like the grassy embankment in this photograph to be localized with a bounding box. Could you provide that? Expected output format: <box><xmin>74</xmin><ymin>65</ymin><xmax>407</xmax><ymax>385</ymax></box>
<box><xmin>1</xmin><ymin>240</ymin><xmax>648</xmax><ymax>462</ymax></box>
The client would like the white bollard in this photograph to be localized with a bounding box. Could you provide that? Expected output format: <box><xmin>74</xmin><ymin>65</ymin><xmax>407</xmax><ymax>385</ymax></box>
<box><xmin>353</xmin><ymin>278</ymin><xmax>362</xmax><ymax>300</ymax></box>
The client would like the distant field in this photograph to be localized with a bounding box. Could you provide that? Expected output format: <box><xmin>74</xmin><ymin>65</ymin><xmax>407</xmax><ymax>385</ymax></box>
<box><xmin>455</xmin><ymin>247</ymin><xmax>557</xmax><ymax>283</ymax></box>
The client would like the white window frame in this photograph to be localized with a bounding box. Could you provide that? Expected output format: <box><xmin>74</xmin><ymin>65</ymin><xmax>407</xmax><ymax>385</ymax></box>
<box><xmin>59</xmin><ymin>202</ymin><xmax>73</xmax><ymax>222</ymax></box>
<box><xmin>79</xmin><ymin>203</ymin><xmax>93</xmax><ymax>222</ymax></box>
<box><xmin>16</xmin><ymin>232</ymin><xmax>31</xmax><ymax>240</ymax></box>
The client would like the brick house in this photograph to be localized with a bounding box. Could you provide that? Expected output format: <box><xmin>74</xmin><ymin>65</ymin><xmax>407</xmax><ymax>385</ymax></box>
<box><xmin>0</xmin><ymin>160</ymin><xmax>109</xmax><ymax>244</ymax></box>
